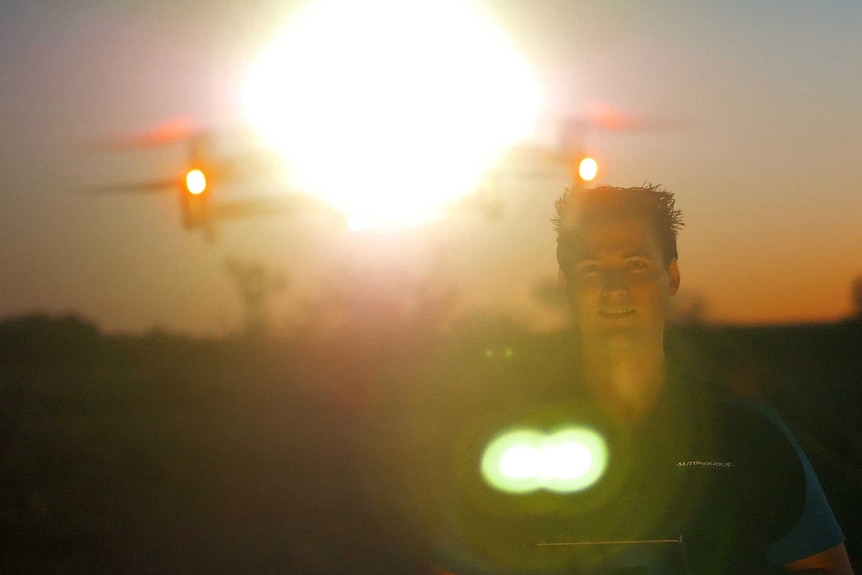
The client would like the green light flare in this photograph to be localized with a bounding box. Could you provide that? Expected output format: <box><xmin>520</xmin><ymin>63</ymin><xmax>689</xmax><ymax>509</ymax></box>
<box><xmin>481</xmin><ymin>427</ymin><xmax>608</xmax><ymax>494</ymax></box>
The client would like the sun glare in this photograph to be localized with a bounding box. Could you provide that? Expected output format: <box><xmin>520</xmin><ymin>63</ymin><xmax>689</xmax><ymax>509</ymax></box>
<box><xmin>243</xmin><ymin>0</ymin><xmax>542</xmax><ymax>230</ymax></box>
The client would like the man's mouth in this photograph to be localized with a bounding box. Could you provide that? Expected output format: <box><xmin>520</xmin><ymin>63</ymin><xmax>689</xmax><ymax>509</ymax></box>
<box><xmin>599</xmin><ymin>309</ymin><xmax>635</xmax><ymax>316</ymax></box>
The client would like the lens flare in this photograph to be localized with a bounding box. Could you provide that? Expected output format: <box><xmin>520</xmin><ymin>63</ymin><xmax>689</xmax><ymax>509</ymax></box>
<box><xmin>481</xmin><ymin>427</ymin><xmax>608</xmax><ymax>494</ymax></box>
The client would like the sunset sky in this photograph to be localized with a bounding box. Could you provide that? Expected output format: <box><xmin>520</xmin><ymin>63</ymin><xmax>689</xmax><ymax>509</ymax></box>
<box><xmin>2</xmin><ymin>1</ymin><xmax>861</xmax><ymax>335</ymax></box>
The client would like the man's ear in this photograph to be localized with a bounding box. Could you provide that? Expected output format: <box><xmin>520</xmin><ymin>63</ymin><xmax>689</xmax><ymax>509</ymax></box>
<box><xmin>667</xmin><ymin>259</ymin><xmax>681</xmax><ymax>296</ymax></box>
<box><xmin>558</xmin><ymin>268</ymin><xmax>569</xmax><ymax>288</ymax></box>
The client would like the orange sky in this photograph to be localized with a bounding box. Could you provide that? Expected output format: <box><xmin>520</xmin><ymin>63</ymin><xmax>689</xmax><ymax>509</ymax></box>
<box><xmin>1</xmin><ymin>1</ymin><xmax>861</xmax><ymax>334</ymax></box>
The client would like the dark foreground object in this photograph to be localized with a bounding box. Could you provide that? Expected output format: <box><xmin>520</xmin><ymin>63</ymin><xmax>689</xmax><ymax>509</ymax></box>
<box><xmin>0</xmin><ymin>315</ymin><xmax>859</xmax><ymax>573</ymax></box>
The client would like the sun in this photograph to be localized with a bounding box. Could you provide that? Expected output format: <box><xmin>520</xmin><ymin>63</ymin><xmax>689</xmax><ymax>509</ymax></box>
<box><xmin>243</xmin><ymin>0</ymin><xmax>542</xmax><ymax>230</ymax></box>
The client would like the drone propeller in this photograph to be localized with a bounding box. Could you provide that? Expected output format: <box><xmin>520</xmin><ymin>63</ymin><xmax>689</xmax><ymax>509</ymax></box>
<box><xmin>86</xmin><ymin>178</ymin><xmax>182</xmax><ymax>194</ymax></box>
<box><xmin>91</xmin><ymin>116</ymin><xmax>199</xmax><ymax>150</ymax></box>
<box><xmin>553</xmin><ymin>101</ymin><xmax>682</xmax><ymax>155</ymax></box>
<box><xmin>563</xmin><ymin>101</ymin><xmax>682</xmax><ymax>136</ymax></box>
<box><xmin>209</xmin><ymin>196</ymin><xmax>308</xmax><ymax>222</ymax></box>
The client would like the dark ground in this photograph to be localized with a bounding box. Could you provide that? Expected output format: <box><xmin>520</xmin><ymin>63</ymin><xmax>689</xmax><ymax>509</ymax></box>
<box><xmin>0</xmin><ymin>314</ymin><xmax>859</xmax><ymax>573</ymax></box>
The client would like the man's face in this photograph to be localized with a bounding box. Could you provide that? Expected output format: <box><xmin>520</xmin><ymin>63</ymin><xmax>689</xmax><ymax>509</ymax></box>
<box><xmin>561</xmin><ymin>214</ymin><xmax>680</xmax><ymax>346</ymax></box>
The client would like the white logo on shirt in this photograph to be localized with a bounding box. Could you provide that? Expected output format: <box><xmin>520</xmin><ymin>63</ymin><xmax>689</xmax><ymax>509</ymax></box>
<box><xmin>676</xmin><ymin>460</ymin><xmax>732</xmax><ymax>468</ymax></box>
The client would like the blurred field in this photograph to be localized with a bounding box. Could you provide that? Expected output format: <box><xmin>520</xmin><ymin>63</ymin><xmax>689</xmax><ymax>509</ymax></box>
<box><xmin>1</xmin><ymin>314</ymin><xmax>859</xmax><ymax>573</ymax></box>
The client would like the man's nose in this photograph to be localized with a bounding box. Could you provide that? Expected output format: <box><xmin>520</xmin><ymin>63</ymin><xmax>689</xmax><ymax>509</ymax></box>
<box><xmin>601</xmin><ymin>269</ymin><xmax>628</xmax><ymax>294</ymax></box>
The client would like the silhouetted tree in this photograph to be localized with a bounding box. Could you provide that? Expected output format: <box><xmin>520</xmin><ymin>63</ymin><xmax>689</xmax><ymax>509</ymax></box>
<box><xmin>223</xmin><ymin>259</ymin><xmax>286</xmax><ymax>337</ymax></box>
<box><xmin>0</xmin><ymin>313</ymin><xmax>101</xmax><ymax>366</ymax></box>
<box><xmin>289</xmin><ymin>260</ymin><xmax>456</xmax><ymax>346</ymax></box>
<box><xmin>851</xmin><ymin>275</ymin><xmax>862</xmax><ymax>320</ymax></box>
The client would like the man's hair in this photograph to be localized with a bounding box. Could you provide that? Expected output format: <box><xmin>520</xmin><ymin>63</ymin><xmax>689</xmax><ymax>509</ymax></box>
<box><xmin>553</xmin><ymin>183</ymin><xmax>684</xmax><ymax>274</ymax></box>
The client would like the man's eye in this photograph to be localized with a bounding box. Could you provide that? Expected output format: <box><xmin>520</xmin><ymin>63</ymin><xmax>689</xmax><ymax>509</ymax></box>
<box><xmin>626</xmin><ymin>260</ymin><xmax>648</xmax><ymax>271</ymax></box>
<box><xmin>578</xmin><ymin>264</ymin><xmax>601</xmax><ymax>275</ymax></box>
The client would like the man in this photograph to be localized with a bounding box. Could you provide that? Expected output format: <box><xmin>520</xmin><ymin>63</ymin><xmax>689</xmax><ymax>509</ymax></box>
<box><xmin>432</xmin><ymin>184</ymin><xmax>853</xmax><ymax>574</ymax></box>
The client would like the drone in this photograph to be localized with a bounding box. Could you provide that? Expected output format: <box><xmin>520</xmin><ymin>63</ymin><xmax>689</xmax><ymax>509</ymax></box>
<box><xmin>487</xmin><ymin>102</ymin><xmax>675</xmax><ymax>189</ymax></box>
<box><xmin>90</xmin><ymin>117</ymin><xmax>321</xmax><ymax>241</ymax></box>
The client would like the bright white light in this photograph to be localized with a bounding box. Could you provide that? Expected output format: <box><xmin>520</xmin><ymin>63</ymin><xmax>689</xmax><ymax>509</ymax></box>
<box><xmin>578</xmin><ymin>157</ymin><xmax>598</xmax><ymax>182</ymax></box>
<box><xmin>499</xmin><ymin>445</ymin><xmax>542</xmax><ymax>480</ymax></box>
<box><xmin>545</xmin><ymin>440</ymin><xmax>592</xmax><ymax>479</ymax></box>
<box><xmin>185</xmin><ymin>169</ymin><xmax>207</xmax><ymax>195</ymax></box>
<box><xmin>244</xmin><ymin>0</ymin><xmax>543</xmax><ymax>230</ymax></box>
<box><xmin>481</xmin><ymin>427</ymin><xmax>608</xmax><ymax>494</ymax></box>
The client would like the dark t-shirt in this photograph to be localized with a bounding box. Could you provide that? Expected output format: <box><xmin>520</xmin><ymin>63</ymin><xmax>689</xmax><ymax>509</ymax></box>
<box><xmin>431</xmin><ymin>361</ymin><xmax>843</xmax><ymax>575</ymax></box>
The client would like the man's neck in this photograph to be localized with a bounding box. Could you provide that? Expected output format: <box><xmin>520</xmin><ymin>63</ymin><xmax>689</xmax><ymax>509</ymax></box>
<box><xmin>580</xmin><ymin>338</ymin><xmax>667</xmax><ymax>425</ymax></box>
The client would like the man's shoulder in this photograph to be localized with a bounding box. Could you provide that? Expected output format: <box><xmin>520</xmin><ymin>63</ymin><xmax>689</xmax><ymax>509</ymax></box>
<box><xmin>695</xmin><ymin>391</ymin><xmax>804</xmax><ymax>471</ymax></box>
